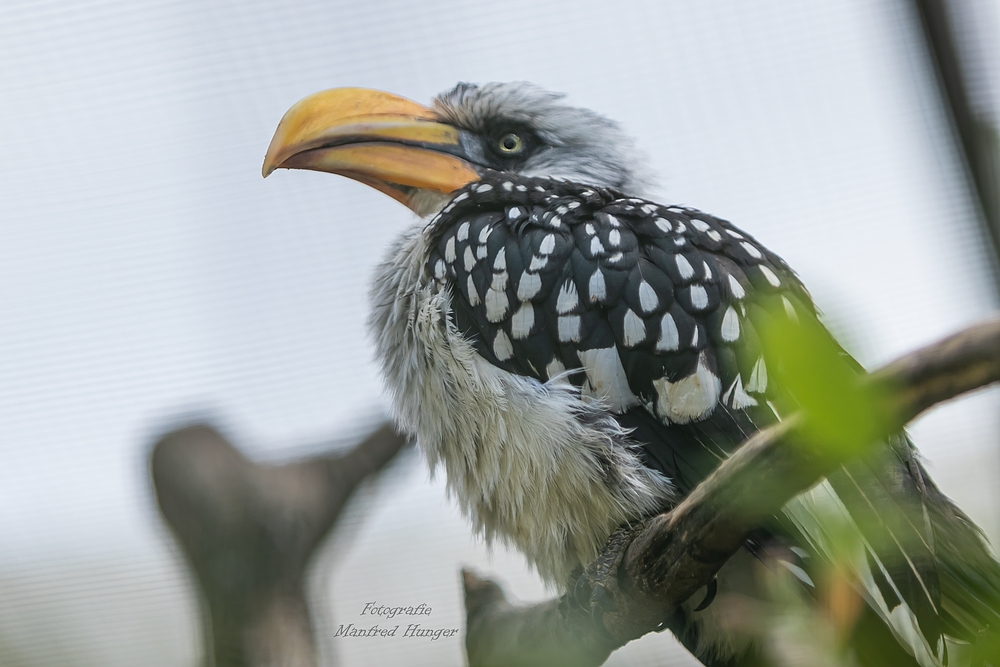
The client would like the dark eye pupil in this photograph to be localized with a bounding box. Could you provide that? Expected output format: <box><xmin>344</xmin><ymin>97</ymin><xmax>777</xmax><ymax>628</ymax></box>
<box><xmin>499</xmin><ymin>133</ymin><xmax>522</xmax><ymax>153</ymax></box>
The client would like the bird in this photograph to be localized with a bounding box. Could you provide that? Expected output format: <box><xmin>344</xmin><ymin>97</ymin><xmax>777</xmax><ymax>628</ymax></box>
<box><xmin>262</xmin><ymin>82</ymin><xmax>1000</xmax><ymax>666</ymax></box>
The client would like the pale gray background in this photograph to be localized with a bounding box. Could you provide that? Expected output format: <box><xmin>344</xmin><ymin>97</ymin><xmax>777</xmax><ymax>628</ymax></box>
<box><xmin>1</xmin><ymin>1</ymin><xmax>999</xmax><ymax>666</ymax></box>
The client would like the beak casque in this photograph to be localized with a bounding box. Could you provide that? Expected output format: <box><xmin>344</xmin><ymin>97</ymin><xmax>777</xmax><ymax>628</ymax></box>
<box><xmin>262</xmin><ymin>88</ymin><xmax>481</xmax><ymax>211</ymax></box>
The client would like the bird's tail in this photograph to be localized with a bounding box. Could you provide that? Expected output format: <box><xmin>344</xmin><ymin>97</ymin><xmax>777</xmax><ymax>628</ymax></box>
<box><xmin>920</xmin><ymin>461</ymin><xmax>1000</xmax><ymax>663</ymax></box>
<box><xmin>786</xmin><ymin>431</ymin><xmax>1000</xmax><ymax>666</ymax></box>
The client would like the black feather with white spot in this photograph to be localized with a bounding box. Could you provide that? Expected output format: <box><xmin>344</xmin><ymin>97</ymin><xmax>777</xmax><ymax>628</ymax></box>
<box><xmin>425</xmin><ymin>171</ymin><xmax>812</xmax><ymax>426</ymax></box>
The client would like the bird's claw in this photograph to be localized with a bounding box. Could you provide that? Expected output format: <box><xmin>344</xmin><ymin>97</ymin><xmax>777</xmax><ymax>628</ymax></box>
<box><xmin>564</xmin><ymin>520</ymin><xmax>648</xmax><ymax>639</ymax></box>
<box><xmin>590</xmin><ymin>582</ymin><xmax>617</xmax><ymax>613</ymax></box>
<box><xmin>693</xmin><ymin>577</ymin><xmax>719</xmax><ymax>611</ymax></box>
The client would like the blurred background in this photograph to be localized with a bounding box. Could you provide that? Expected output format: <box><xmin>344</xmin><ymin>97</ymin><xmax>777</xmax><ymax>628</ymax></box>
<box><xmin>1</xmin><ymin>1</ymin><xmax>999</xmax><ymax>665</ymax></box>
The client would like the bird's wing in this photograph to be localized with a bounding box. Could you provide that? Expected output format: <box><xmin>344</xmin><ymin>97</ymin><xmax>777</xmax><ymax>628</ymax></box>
<box><xmin>424</xmin><ymin>171</ymin><xmax>1000</xmax><ymax>659</ymax></box>
<box><xmin>426</xmin><ymin>173</ymin><xmax>803</xmax><ymax>420</ymax></box>
<box><xmin>426</xmin><ymin>172</ymin><xmax>810</xmax><ymax>494</ymax></box>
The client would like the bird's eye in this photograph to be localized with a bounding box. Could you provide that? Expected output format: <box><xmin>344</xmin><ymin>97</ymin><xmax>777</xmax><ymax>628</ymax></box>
<box><xmin>497</xmin><ymin>133</ymin><xmax>524</xmax><ymax>154</ymax></box>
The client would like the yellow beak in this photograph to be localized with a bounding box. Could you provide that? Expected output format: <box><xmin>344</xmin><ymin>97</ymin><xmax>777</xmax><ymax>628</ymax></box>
<box><xmin>262</xmin><ymin>88</ymin><xmax>481</xmax><ymax>211</ymax></box>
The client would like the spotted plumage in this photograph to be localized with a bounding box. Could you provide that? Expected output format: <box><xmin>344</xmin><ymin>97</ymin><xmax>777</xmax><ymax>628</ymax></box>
<box><xmin>425</xmin><ymin>172</ymin><xmax>804</xmax><ymax>428</ymax></box>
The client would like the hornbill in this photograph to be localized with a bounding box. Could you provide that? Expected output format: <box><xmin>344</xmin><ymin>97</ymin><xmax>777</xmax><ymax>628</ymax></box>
<box><xmin>262</xmin><ymin>82</ymin><xmax>1000</xmax><ymax>666</ymax></box>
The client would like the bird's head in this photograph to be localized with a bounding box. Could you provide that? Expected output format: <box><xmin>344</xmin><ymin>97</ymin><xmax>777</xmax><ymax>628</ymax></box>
<box><xmin>262</xmin><ymin>82</ymin><xmax>652</xmax><ymax>216</ymax></box>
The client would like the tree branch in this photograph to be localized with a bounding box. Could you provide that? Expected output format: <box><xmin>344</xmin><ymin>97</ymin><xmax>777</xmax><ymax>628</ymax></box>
<box><xmin>462</xmin><ymin>317</ymin><xmax>1000</xmax><ymax>667</ymax></box>
<box><xmin>910</xmin><ymin>0</ymin><xmax>1000</xmax><ymax>276</ymax></box>
<box><xmin>151</xmin><ymin>421</ymin><xmax>408</xmax><ymax>667</ymax></box>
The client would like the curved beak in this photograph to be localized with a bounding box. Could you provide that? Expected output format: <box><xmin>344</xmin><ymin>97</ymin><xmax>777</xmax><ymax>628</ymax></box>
<box><xmin>262</xmin><ymin>88</ymin><xmax>481</xmax><ymax>212</ymax></box>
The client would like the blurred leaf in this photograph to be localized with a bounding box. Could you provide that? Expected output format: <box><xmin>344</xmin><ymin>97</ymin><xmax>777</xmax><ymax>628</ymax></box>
<box><xmin>754</xmin><ymin>302</ymin><xmax>892</xmax><ymax>460</ymax></box>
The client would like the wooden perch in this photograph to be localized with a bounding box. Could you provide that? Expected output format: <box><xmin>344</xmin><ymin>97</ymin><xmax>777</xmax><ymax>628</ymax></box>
<box><xmin>151</xmin><ymin>422</ymin><xmax>408</xmax><ymax>667</ymax></box>
<box><xmin>463</xmin><ymin>317</ymin><xmax>1000</xmax><ymax>667</ymax></box>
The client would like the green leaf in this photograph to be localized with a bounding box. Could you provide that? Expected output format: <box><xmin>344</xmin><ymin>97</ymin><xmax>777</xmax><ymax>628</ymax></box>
<box><xmin>755</xmin><ymin>303</ymin><xmax>889</xmax><ymax>460</ymax></box>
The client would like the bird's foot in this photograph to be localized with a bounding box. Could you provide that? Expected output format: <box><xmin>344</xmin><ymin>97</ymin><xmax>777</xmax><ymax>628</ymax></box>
<box><xmin>562</xmin><ymin>520</ymin><xmax>649</xmax><ymax>640</ymax></box>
